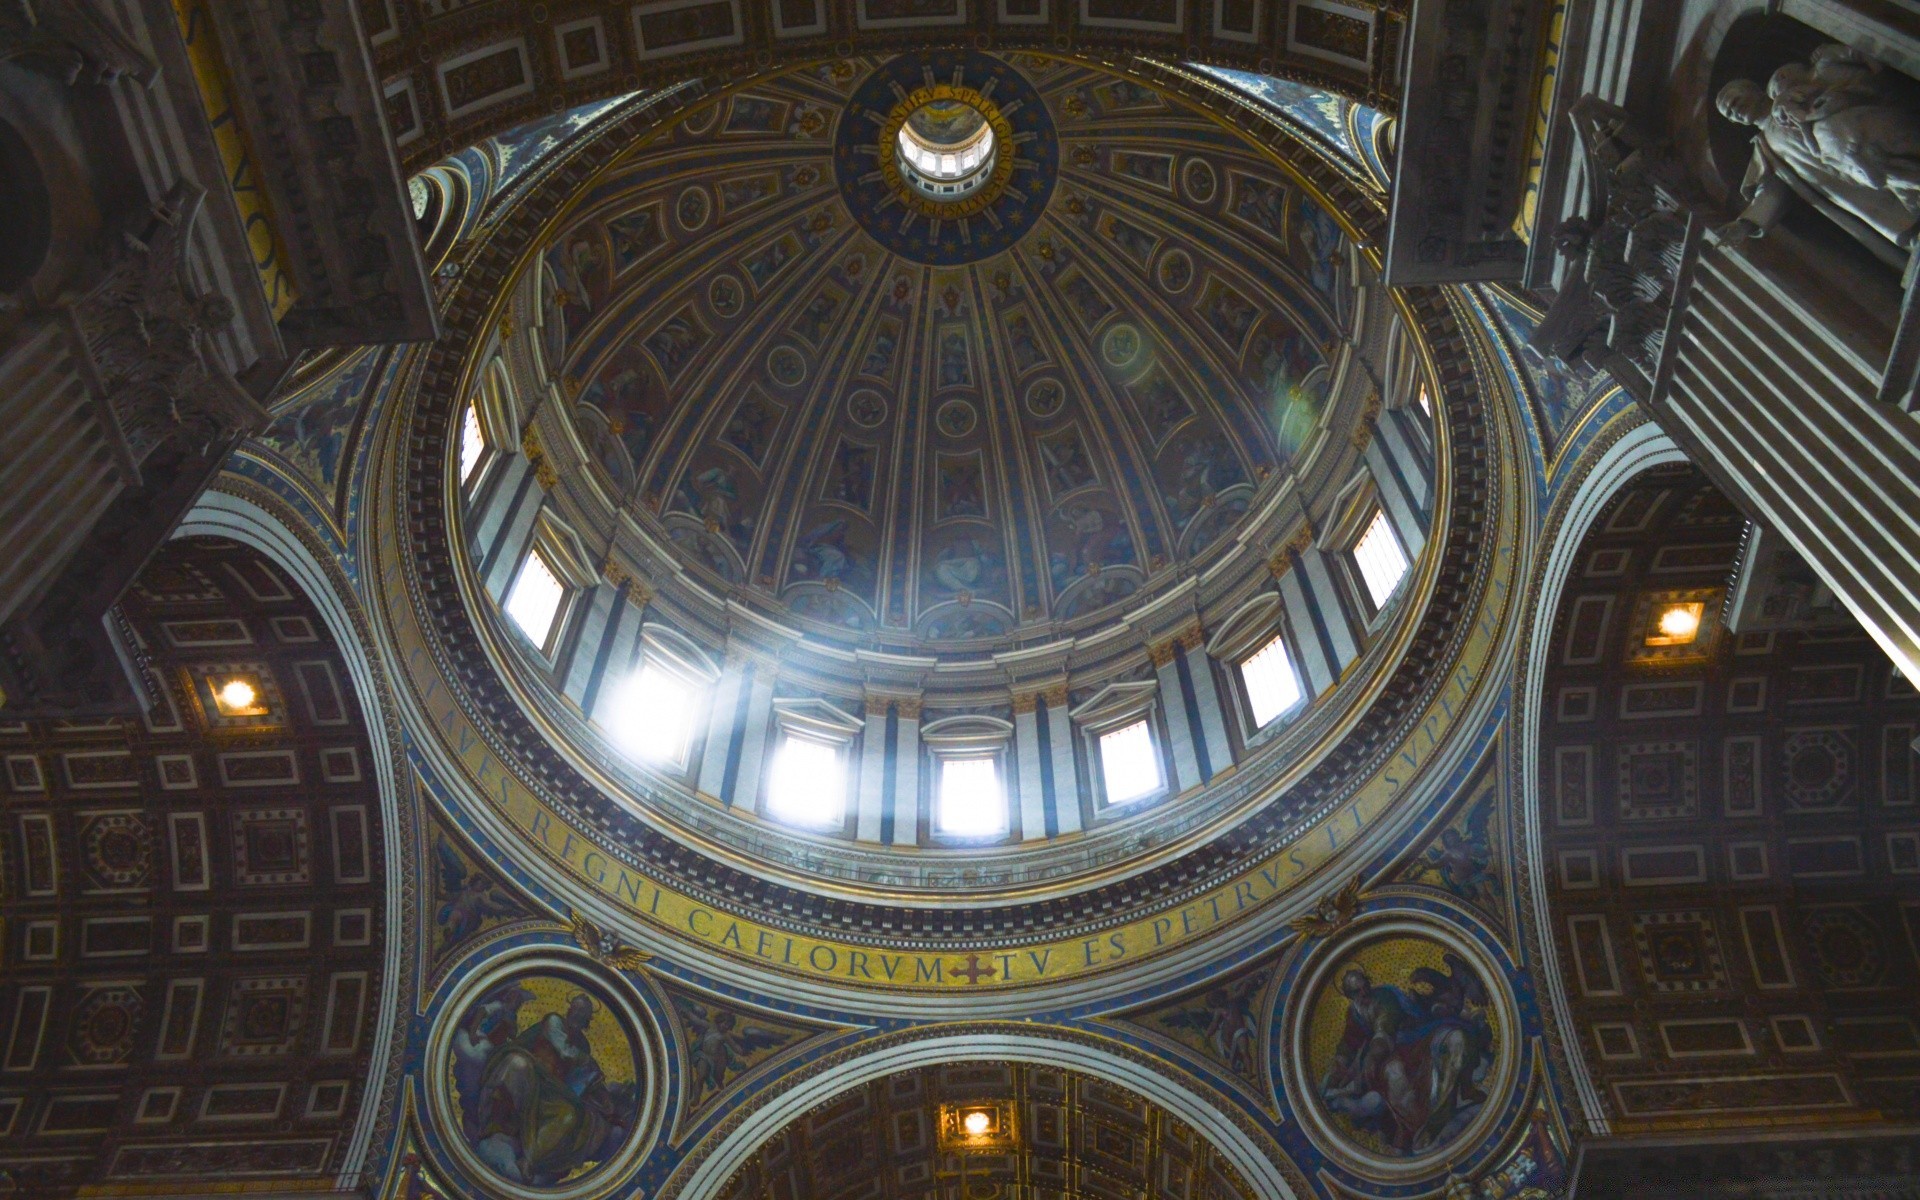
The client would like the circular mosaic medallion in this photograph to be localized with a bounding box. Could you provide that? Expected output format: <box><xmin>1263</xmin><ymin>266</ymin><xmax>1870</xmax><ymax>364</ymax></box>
<box><xmin>835</xmin><ymin>52</ymin><xmax>1058</xmax><ymax>266</ymax></box>
<box><xmin>1102</xmin><ymin>324</ymin><xmax>1142</xmax><ymax>368</ymax></box>
<box><xmin>1286</xmin><ymin>917</ymin><xmax>1517</xmax><ymax>1179</ymax></box>
<box><xmin>430</xmin><ymin>955</ymin><xmax>657</xmax><ymax>1197</ymax></box>
<box><xmin>847</xmin><ymin>389</ymin><xmax>888</xmax><ymax>428</ymax></box>
<box><xmin>708</xmin><ymin>274</ymin><xmax>743</xmax><ymax>318</ymax></box>
<box><xmin>767</xmin><ymin>346</ymin><xmax>807</xmax><ymax>388</ymax></box>
<box><xmin>1156</xmin><ymin>249</ymin><xmax>1194</xmax><ymax>294</ymax></box>
<box><xmin>676</xmin><ymin>186</ymin><xmax>711</xmax><ymax>232</ymax></box>
<box><xmin>1182</xmin><ymin>157</ymin><xmax>1218</xmax><ymax>203</ymax></box>
<box><xmin>1025</xmin><ymin>377</ymin><xmax>1065</xmax><ymax>419</ymax></box>
<box><xmin>935</xmin><ymin>398</ymin><xmax>978</xmax><ymax>438</ymax></box>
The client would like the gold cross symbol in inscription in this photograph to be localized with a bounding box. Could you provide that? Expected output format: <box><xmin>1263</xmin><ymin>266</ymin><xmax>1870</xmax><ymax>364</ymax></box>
<box><xmin>953</xmin><ymin>954</ymin><xmax>997</xmax><ymax>985</ymax></box>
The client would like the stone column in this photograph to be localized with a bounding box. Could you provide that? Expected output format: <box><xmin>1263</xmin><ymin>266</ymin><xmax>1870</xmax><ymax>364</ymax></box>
<box><xmin>887</xmin><ymin>698</ymin><xmax>921</xmax><ymax>845</ymax></box>
<box><xmin>576</xmin><ymin>577</ymin><xmax>650</xmax><ymax>721</ymax></box>
<box><xmin>1178</xmin><ymin>628</ymin><xmax>1233</xmax><ymax>780</ymax></box>
<box><xmin>854</xmin><ymin>696</ymin><xmax>890</xmax><ymax>844</ymax></box>
<box><xmin>1150</xmin><ymin>639</ymin><xmax>1203</xmax><ymax>792</ymax></box>
<box><xmin>729</xmin><ymin>663</ymin><xmax>778</xmax><ymax>811</ymax></box>
<box><xmin>1273</xmin><ymin>539</ymin><xmax>1359</xmax><ymax>696</ymax></box>
<box><xmin>474</xmin><ymin>457</ymin><xmax>541</xmax><ymax>599</ymax></box>
<box><xmin>1044</xmin><ymin>686</ymin><xmax>1082</xmax><ymax>835</ymax></box>
<box><xmin>1659</xmin><ymin>237</ymin><xmax>1920</xmax><ymax>685</ymax></box>
<box><xmin>1012</xmin><ymin>693</ymin><xmax>1048</xmax><ymax>841</ymax></box>
<box><xmin>1362</xmin><ymin>408</ymin><xmax>1431</xmax><ymax>560</ymax></box>
<box><xmin>0</xmin><ymin>320</ymin><xmax>126</xmax><ymax>627</ymax></box>
<box><xmin>695</xmin><ymin>655</ymin><xmax>748</xmax><ymax>802</ymax></box>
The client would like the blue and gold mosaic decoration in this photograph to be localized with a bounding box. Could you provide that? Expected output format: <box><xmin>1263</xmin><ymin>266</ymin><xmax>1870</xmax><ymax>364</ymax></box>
<box><xmin>834</xmin><ymin>52</ymin><xmax>1057</xmax><ymax>266</ymax></box>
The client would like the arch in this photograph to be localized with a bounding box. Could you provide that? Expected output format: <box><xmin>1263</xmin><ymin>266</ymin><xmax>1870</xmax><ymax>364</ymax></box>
<box><xmin>366</xmin><ymin>8</ymin><xmax>1521</xmax><ymax>1017</ymax></box>
<box><xmin>663</xmin><ymin>1028</ymin><xmax>1301</xmax><ymax>1200</ymax></box>
<box><xmin>0</xmin><ymin>520</ymin><xmax>400</xmax><ymax>1196</ymax></box>
<box><xmin>1527</xmin><ymin>447</ymin><xmax>1920</xmax><ymax>1134</ymax></box>
<box><xmin>174</xmin><ymin>487</ymin><xmax>412</xmax><ymax>1181</ymax></box>
<box><xmin>1516</xmin><ymin>418</ymin><xmax>1686</xmax><ymax>1135</ymax></box>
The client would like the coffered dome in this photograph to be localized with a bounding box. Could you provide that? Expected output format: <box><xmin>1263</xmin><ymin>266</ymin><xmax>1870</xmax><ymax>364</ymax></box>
<box><xmin>425</xmin><ymin>50</ymin><xmax>1478</xmax><ymax>957</ymax></box>
<box><xmin>534</xmin><ymin>52</ymin><xmax>1357</xmax><ymax>651</ymax></box>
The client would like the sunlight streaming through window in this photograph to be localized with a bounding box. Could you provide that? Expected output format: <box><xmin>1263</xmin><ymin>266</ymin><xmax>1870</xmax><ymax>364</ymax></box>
<box><xmin>768</xmin><ymin>734</ymin><xmax>847</xmax><ymax>828</ymax></box>
<box><xmin>1241</xmin><ymin>634</ymin><xmax>1304</xmax><ymax>727</ymax></box>
<box><xmin>1354</xmin><ymin>510</ymin><xmax>1409</xmax><ymax>610</ymax></box>
<box><xmin>606</xmin><ymin>663</ymin><xmax>695</xmax><ymax>767</ymax></box>
<box><xmin>460</xmin><ymin>404</ymin><xmax>486</xmax><ymax>485</ymax></box>
<box><xmin>1098</xmin><ymin>719</ymin><xmax>1161</xmax><ymax>805</ymax></box>
<box><xmin>937</xmin><ymin>756</ymin><xmax>1005</xmax><ymax>836</ymax></box>
<box><xmin>504</xmin><ymin>549</ymin><xmax>566</xmax><ymax>651</ymax></box>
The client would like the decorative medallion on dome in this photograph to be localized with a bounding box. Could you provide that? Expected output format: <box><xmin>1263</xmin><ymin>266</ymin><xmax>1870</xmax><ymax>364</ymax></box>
<box><xmin>1287</xmin><ymin>919</ymin><xmax>1516</xmax><ymax>1179</ymax></box>
<box><xmin>431</xmin><ymin>957</ymin><xmax>657</xmax><ymax>1195</ymax></box>
<box><xmin>836</xmin><ymin>52</ymin><xmax>1055</xmax><ymax>265</ymax></box>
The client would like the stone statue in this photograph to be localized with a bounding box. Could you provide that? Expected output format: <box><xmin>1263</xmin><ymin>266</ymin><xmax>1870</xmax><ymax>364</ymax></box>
<box><xmin>68</xmin><ymin>183</ymin><xmax>261</xmax><ymax>464</ymax></box>
<box><xmin>1533</xmin><ymin>97</ymin><xmax>1695</xmax><ymax>387</ymax></box>
<box><xmin>1715</xmin><ymin>43</ymin><xmax>1920</xmax><ymax>261</ymax></box>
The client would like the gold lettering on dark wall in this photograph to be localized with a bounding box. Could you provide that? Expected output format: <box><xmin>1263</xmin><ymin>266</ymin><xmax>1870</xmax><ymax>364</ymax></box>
<box><xmin>171</xmin><ymin>0</ymin><xmax>298</xmax><ymax>320</ymax></box>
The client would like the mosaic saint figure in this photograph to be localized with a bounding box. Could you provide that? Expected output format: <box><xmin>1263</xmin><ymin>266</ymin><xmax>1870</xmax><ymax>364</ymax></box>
<box><xmin>1318</xmin><ymin>956</ymin><xmax>1494</xmax><ymax>1156</ymax></box>
<box><xmin>455</xmin><ymin>990</ymin><xmax>636</xmax><ymax>1186</ymax></box>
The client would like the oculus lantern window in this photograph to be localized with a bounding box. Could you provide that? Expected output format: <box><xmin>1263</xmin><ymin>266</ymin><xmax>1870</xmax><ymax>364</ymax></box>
<box><xmin>894</xmin><ymin>95</ymin><xmax>998</xmax><ymax>203</ymax></box>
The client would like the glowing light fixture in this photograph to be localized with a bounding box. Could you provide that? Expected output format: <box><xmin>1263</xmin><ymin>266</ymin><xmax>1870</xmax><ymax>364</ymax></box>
<box><xmin>938</xmin><ymin>1101</ymin><xmax>1015</xmax><ymax>1153</ymax></box>
<box><xmin>209</xmin><ymin>674</ymin><xmax>268</xmax><ymax>717</ymax></box>
<box><xmin>1647</xmin><ymin>601</ymin><xmax>1705</xmax><ymax>646</ymax></box>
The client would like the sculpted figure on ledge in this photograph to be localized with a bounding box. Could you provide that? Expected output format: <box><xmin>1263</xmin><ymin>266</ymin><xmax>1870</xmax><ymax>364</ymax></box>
<box><xmin>1715</xmin><ymin>43</ymin><xmax>1920</xmax><ymax>263</ymax></box>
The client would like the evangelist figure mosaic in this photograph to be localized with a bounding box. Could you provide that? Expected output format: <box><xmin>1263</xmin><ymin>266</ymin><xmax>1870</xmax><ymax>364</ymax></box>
<box><xmin>1306</xmin><ymin>936</ymin><xmax>1499</xmax><ymax>1160</ymax></box>
<box><xmin>446</xmin><ymin>974</ymin><xmax>642</xmax><ymax>1187</ymax></box>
